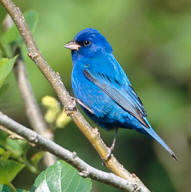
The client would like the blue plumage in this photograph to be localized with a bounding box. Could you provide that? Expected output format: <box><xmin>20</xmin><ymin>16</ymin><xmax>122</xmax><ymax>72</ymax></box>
<box><xmin>64</xmin><ymin>28</ymin><xmax>176</xmax><ymax>159</ymax></box>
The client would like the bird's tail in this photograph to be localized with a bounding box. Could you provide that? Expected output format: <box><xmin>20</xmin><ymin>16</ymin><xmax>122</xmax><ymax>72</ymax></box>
<box><xmin>142</xmin><ymin>120</ymin><xmax>177</xmax><ymax>160</ymax></box>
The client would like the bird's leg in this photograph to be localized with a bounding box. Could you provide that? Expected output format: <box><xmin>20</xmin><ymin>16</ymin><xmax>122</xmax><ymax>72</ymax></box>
<box><xmin>107</xmin><ymin>127</ymin><xmax>119</xmax><ymax>160</ymax></box>
<box><xmin>75</xmin><ymin>98</ymin><xmax>94</xmax><ymax>114</ymax></box>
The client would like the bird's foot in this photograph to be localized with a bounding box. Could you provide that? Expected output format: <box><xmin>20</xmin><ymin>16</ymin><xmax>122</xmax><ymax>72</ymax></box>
<box><xmin>106</xmin><ymin>148</ymin><xmax>113</xmax><ymax>161</ymax></box>
<box><xmin>75</xmin><ymin>98</ymin><xmax>94</xmax><ymax>114</ymax></box>
<box><xmin>101</xmin><ymin>147</ymin><xmax>114</xmax><ymax>166</ymax></box>
<box><xmin>106</xmin><ymin>145</ymin><xmax>115</xmax><ymax>161</ymax></box>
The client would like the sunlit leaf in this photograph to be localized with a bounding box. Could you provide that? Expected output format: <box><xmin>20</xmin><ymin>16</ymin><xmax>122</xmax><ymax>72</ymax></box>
<box><xmin>1</xmin><ymin>10</ymin><xmax>38</xmax><ymax>44</ymax></box>
<box><xmin>6</xmin><ymin>139</ymin><xmax>29</xmax><ymax>158</ymax></box>
<box><xmin>0</xmin><ymin>160</ymin><xmax>25</xmax><ymax>184</ymax></box>
<box><xmin>0</xmin><ymin>130</ymin><xmax>29</xmax><ymax>159</ymax></box>
<box><xmin>31</xmin><ymin>161</ymin><xmax>92</xmax><ymax>192</ymax></box>
<box><xmin>0</xmin><ymin>147</ymin><xmax>5</xmax><ymax>155</ymax></box>
<box><xmin>0</xmin><ymin>56</ymin><xmax>17</xmax><ymax>87</ymax></box>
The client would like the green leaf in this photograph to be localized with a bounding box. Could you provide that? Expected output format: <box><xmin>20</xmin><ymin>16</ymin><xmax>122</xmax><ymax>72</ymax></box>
<box><xmin>6</xmin><ymin>139</ymin><xmax>29</xmax><ymax>158</ymax></box>
<box><xmin>1</xmin><ymin>10</ymin><xmax>38</xmax><ymax>44</ymax></box>
<box><xmin>0</xmin><ymin>130</ymin><xmax>29</xmax><ymax>159</ymax></box>
<box><xmin>0</xmin><ymin>147</ymin><xmax>5</xmax><ymax>155</ymax></box>
<box><xmin>0</xmin><ymin>56</ymin><xmax>17</xmax><ymax>87</ymax></box>
<box><xmin>31</xmin><ymin>161</ymin><xmax>92</xmax><ymax>192</ymax></box>
<box><xmin>0</xmin><ymin>185</ymin><xmax>11</xmax><ymax>192</ymax></box>
<box><xmin>0</xmin><ymin>159</ymin><xmax>25</xmax><ymax>184</ymax></box>
<box><xmin>0</xmin><ymin>130</ymin><xmax>8</xmax><ymax>146</ymax></box>
<box><xmin>0</xmin><ymin>43</ymin><xmax>13</xmax><ymax>58</ymax></box>
<box><xmin>0</xmin><ymin>184</ymin><xmax>28</xmax><ymax>192</ymax></box>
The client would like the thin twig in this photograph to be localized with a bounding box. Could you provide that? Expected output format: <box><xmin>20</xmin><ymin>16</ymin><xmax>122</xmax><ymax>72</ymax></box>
<box><xmin>0</xmin><ymin>0</ymin><xmax>150</xmax><ymax>191</ymax></box>
<box><xmin>0</xmin><ymin>111</ymin><xmax>147</xmax><ymax>192</ymax></box>
<box><xmin>14</xmin><ymin>58</ymin><xmax>55</xmax><ymax>166</ymax></box>
<box><xmin>0</xmin><ymin>125</ymin><xmax>23</xmax><ymax>140</ymax></box>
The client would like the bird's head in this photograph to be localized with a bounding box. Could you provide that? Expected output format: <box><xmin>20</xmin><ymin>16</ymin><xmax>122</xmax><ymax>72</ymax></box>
<box><xmin>64</xmin><ymin>28</ymin><xmax>112</xmax><ymax>59</ymax></box>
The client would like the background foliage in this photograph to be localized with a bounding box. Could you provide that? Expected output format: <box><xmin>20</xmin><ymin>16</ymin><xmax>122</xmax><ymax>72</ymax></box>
<box><xmin>0</xmin><ymin>0</ymin><xmax>191</xmax><ymax>191</ymax></box>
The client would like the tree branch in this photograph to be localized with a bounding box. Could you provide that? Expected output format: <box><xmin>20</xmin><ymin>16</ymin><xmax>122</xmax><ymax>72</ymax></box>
<box><xmin>3</xmin><ymin>14</ymin><xmax>55</xmax><ymax>167</ymax></box>
<box><xmin>14</xmin><ymin>59</ymin><xmax>48</xmax><ymax>136</ymax></box>
<box><xmin>0</xmin><ymin>111</ymin><xmax>146</xmax><ymax>192</ymax></box>
<box><xmin>0</xmin><ymin>0</ymin><xmax>150</xmax><ymax>191</ymax></box>
<box><xmin>14</xmin><ymin>58</ymin><xmax>56</xmax><ymax>166</ymax></box>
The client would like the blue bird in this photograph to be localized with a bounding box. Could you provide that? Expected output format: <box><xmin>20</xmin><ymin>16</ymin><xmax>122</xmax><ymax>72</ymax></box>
<box><xmin>64</xmin><ymin>28</ymin><xmax>176</xmax><ymax>160</ymax></box>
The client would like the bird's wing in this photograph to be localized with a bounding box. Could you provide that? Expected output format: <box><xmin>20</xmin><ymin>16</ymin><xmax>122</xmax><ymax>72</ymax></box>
<box><xmin>83</xmin><ymin>69</ymin><xmax>149</xmax><ymax>128</ymax></box>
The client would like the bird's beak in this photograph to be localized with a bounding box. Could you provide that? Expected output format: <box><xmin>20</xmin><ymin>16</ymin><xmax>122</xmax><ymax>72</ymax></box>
<box><xmin>64</xmin><ymin>40</ymin><xmax>81</xmax><ymax>51</ymax></box>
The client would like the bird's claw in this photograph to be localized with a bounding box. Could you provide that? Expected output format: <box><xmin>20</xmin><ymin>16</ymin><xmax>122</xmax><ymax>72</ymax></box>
<box><xmin>101</xmin><ymin>148</ymin><xmax>113</xmax><ymax>166</ymax></box>
<box><xmin>106</xmin><ymin>147</ymin><xmax>114</xmax><ymax>161</ymax></box>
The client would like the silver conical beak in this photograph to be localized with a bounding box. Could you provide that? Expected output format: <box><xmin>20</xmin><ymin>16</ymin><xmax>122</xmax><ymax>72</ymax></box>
<box><xmin>64</xmin><ymin>40</ymin><xmax>81</xmax><ymax>50</ymax></box>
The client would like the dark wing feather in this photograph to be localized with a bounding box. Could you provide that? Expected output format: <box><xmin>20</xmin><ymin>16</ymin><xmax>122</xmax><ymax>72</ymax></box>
<box><xmin>83</xmin><ymin>70</ymin><xmax>149</xmax><ymax>128</ymax></box>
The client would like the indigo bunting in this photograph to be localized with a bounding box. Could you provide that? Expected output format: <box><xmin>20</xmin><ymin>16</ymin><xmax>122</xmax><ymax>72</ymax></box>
<box><xmin>65</xmin><ymin>28</ymin><xmax>176</xmax><ymax>160</ymax></box>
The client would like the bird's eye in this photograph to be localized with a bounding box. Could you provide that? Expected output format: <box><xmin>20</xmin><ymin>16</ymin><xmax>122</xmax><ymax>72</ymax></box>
<box><xmin>83</xmin><ymin>40</ymin><xmax>91</xmax><ymax>46</ymax></box>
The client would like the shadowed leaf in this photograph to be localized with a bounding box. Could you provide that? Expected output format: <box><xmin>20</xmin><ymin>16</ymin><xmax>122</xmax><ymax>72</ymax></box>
<box><xmin>0</xmin><ymin>184</ymin><xmax>28</xmax><ymax>192</ymax></box>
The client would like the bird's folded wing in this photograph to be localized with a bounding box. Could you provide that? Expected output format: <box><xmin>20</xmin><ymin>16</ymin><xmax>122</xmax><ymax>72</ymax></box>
<box><xmin>83</xmin><ymin>69</ymin><xmax>149</xmax><ymax>128</ymax></box>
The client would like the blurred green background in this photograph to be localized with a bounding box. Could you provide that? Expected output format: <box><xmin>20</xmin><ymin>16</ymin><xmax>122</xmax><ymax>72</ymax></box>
<box><xmin>1</xmin><ymin>0</ymin><xmax>191</xmax><ymax>191</ymax></box>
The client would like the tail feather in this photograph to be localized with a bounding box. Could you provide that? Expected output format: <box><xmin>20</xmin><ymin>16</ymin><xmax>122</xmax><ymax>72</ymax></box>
<box><xmin>143</xmin><ymin>126</ymin><xmax>177</xmax><ymax>160</ymax></box>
